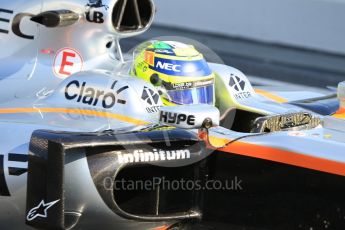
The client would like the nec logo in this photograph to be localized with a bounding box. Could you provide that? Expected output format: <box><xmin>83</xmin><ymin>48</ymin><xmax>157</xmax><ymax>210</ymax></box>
<box><xmin>156</xmin><ymin>61</ymin><xmax>181</xmax><ymax>72</ymax></box>
<box><xmin>160</xmin><ymin>111</ymin><xmax>196</xmax><ymax>126</ymax></box>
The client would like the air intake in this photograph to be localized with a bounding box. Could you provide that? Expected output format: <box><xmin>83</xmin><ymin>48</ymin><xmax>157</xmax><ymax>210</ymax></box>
<box><xmin>112</xmin><ymin>0</ymin><xmax>154</xmax><ymax>33</ymax></box>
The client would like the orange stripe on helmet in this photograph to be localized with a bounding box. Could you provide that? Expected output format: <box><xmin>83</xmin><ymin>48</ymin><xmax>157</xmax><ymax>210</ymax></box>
<box><xmin>144</xmin><ymin>51</ymin><xmax>155</xmax><ymax>66</ymax></box>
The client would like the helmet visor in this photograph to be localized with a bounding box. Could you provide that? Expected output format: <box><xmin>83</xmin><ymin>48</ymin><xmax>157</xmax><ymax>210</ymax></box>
<box><xmin>167</xmin><ymin>84</ymin><xmax>214</xmax><ymax>105</ymax></box>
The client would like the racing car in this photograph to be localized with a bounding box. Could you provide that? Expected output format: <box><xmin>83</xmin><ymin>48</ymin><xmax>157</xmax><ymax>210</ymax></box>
<box><xmin>0</xmin><ymin>0</ymin><xmax>345</xmax><ymax>229</ymax></box>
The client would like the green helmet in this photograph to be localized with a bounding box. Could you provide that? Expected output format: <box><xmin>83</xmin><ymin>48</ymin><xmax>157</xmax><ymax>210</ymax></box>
<box><xmin>131</xmin><ymin>41</ymin><xmax>215</xmax><ymax>106</ymax></box>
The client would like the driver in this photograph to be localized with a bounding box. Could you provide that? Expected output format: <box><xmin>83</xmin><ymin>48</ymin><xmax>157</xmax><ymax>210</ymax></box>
<box><xmin>131</xmin><ymin>41</ymin><xmax>215</xmax><ymax>106</ymax></box>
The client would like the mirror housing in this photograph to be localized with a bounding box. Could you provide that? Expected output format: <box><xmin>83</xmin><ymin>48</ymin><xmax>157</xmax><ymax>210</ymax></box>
<box><xmin>159</xmin><ymin>105</ymin><xmax>220</xmax><ymax>129</ymax></box>
<box><xmin>31</xmin><ymin>10</ymin><xmax>80</xmax><ymax>28</ymax></box>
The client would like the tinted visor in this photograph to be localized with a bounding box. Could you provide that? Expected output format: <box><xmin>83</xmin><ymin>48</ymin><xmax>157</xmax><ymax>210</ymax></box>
<box><xmin>167</xmin><ymin>85</ymin><xmax>214</xmax><ymax>105</ymax></box>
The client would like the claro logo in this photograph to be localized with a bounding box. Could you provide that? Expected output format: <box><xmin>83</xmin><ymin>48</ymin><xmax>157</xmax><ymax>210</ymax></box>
<box><xmin>117</xmin><ymin>149</ymin><xmax>191</xmax><ymax>164</ymax></box>
<box><xmin>65</xmin><ymin>80</ymin><xmax>128</xmax><ymax>109</ymax></box>
<box><xmin>160</xmin><ymin>111</ymin><xmax>196</xmax><ymax>126</ymax></box>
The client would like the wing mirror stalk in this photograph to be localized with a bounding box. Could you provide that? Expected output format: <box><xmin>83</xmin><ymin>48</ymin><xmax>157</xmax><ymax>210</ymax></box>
<box><xmin>31</xmin><ymin>10</ymin><xmax>79</xmax><ymax>28</ymax></box>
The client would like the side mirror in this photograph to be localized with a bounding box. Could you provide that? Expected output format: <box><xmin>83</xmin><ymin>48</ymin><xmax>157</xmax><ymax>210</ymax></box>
<box><xmin>159</xmin><ymin>104</ymin><xmax>220</xmax><ymax>129</ymax></box>
<box><xmin>31</xmin><ymin>10</ymin><xmax>79</xmax><ymax>28</ymax></box>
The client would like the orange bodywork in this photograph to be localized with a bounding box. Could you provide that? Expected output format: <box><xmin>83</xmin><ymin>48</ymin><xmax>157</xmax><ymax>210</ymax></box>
<box><xmin>218</xmin><ymin>140</ymin><xmax>345</xmax><ymax>177</ymax></box>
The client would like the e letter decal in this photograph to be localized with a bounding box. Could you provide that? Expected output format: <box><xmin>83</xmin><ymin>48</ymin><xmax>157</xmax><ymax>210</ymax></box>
<box><xmin>53</xmin><ymin>48</ymin><xmax>83</xmax><ymax>79</ymax></box>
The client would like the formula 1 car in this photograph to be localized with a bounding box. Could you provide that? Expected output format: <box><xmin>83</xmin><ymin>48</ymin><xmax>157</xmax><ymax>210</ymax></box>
<box><xmin>1</xmin><ymin>0</ymin><xmax>345</xmax><ymax>229</ymax></box>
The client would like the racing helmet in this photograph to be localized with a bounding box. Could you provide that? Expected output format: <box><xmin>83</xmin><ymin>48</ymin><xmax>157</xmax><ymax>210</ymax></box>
<box><xmin>131</xmin><ymin>41</ymin><xmax>215</xmax><ymax>106</ymax></box>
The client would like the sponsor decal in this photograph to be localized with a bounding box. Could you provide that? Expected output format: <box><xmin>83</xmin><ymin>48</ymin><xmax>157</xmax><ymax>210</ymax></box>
<box><xmin>194</xmin><ymin>79</ymin><xmax>214</xmax><ymax>87</ymax></box>
<box><xmin>168</xmin><ymin>78</ymin><xmax>214</xmax><ymax>90</ymax></box>
<box><xmin>141</xmin><ymin>86</ymin><xmax>160</xmax><ymax>105</ymax></box>
<box><xmin>27</xmin><ymin>199</ymin><xmax>60</xmax><ymax>221</ymax></box>
<box><xmin>85</xmin><ymin>10</ymin><xmax>104</xmax><ymax>24</ymax></box>
<box><xmin>0</xmin><ymin>9</ymin><xmax>35</xmax><ymax>39</ymax></box>
<box><xmin>146</xmin><ymin>48</ymin><xmax>175</xmax><ymax>56</ymax></box>
<box><xmin>146</xmin><ymin>106</ymin><xmax>161</xmax><ymax>114</ymax></box>
<box><xmin>150</xmin><ymin>58</ymin><xmax>212</xmax><ymax>77</ymax></box>
<box><xmin>229</xmin><ymin>75</ymin><xmax>245</xmax><ymax>91</ymax></box>
<box><xmin>172</xmin><ymin>82</ymin><xmax>193</xmax><ymax>89</ymax></box>
<box><xmin>86</xmin><ymin>0</ymin><xmax>109</xmax><ymax>11</ymax></box>
<box><xmin>0</xmin><ymin>153</ymin><xmax>28</xmax><ymax>197</ymax></box>
<box><xmin>229</xmin><ymin>74</ymin><xmax>251</xmax><ymax>99</ymax></box>
<box><xmin>117</xmin><ymin>149</ymin><xmax>191</xmax><ymax>164</ymax></box>
<box><xmin>65</xmin><ymin>80</ymin><xmax>128</xmax><ymax>109</ymax></box>
<box><xmin>156</xmin><ymin>60</ymin><xmax>181</xmax><ymax>73</ymax></box>
<box><xmin>53</xmin><ymin>48</ymin><xmax>83</xmax><ymax>79</ymax></box>
<box><xmin>136</xmin><ymin>61</ymin><xmax>146</xmax><ymax>69</ymax></box>
<box><xmin>154</xmin><ymin>49</ymin><xmax>175</xmax><ymax>55</ymax></box>
<box><xmin>141</xmin><ymin>86</ymin><xmax>160</xmax><ymax>113</ymax></box>
<box><xmin>160</xmin><ymin>111</ymin><xmax>196</xmax><ymax>126</ymax></box>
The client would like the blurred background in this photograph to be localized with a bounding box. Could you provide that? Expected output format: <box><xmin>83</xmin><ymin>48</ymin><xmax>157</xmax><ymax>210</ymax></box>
<box><xmin>125</xmin><ymin>0</ymin><xmax>345</xmax><ymax>88</ymax></box>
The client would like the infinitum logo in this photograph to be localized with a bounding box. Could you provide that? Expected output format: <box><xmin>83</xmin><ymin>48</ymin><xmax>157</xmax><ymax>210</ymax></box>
<box><xmin>117</xmin><ymin>149</ymin><xmax>191</xmax><ymax>164</ymax></box>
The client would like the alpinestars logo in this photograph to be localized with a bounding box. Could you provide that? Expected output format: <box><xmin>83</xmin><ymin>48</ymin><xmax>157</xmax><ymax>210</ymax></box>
<box><xmin>229</xmin><ymin>75</ymin><xmax>246</xmax><ymax>92</ymax></box>
<box><xmin>141</xmin><ymin>87</ymin><xmax>159</xmax><ymax>105</ymax></box>
<box><xmin>27</xmin><ymin>199</ymin><xmax>60</xmax><ymax>221</ymax></box>
<box><xmin>117</xmin><ymin>149</ymin><xmax>191</xmax><ymax>164</ymax></box>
